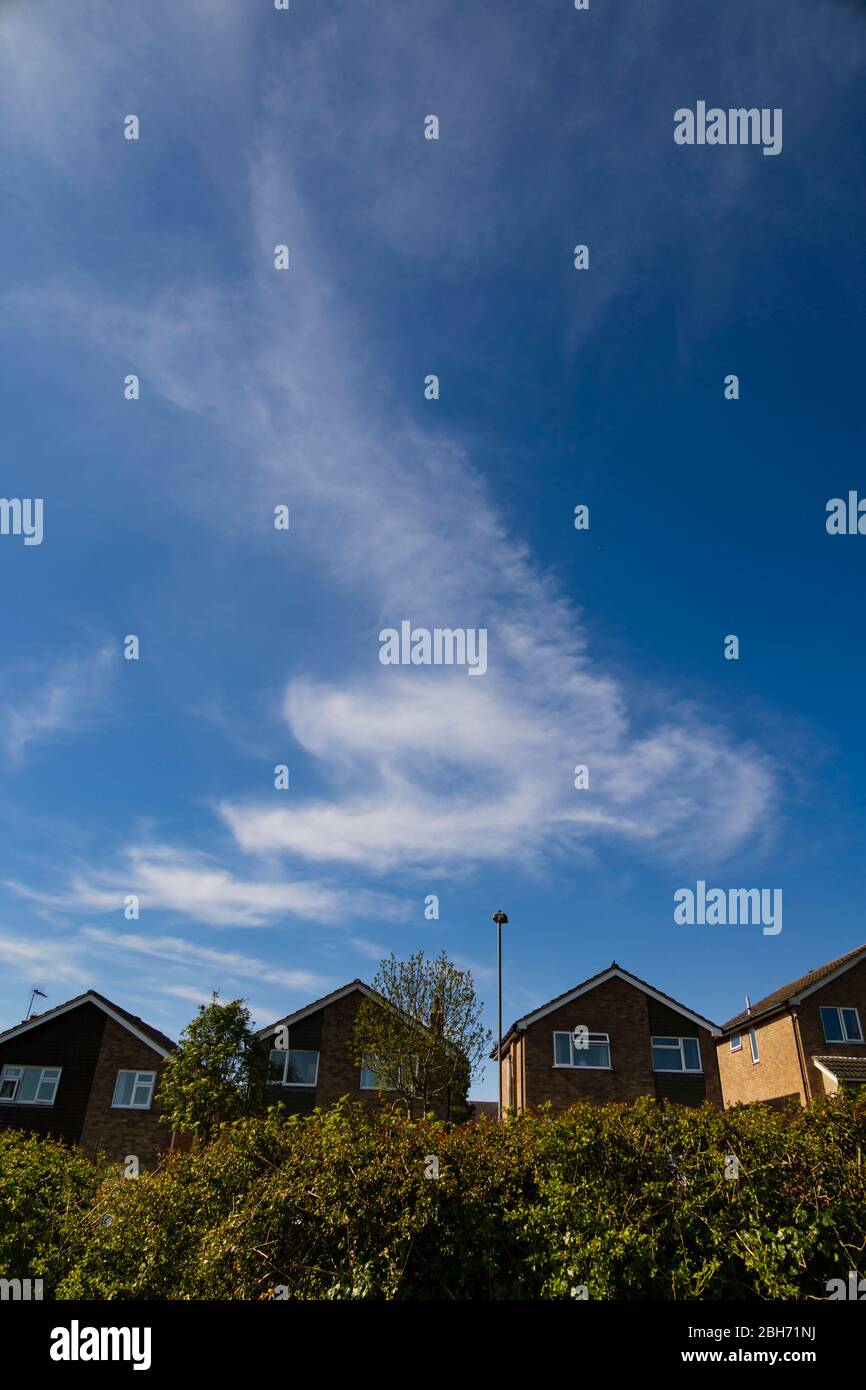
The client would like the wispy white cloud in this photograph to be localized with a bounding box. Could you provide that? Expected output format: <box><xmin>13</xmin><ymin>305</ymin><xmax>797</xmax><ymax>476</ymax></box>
<box><xmin>348</xmin><ymin>936</ymin><xmax>387</xmax><ymax>961</ymax></box>
<box><xmin>0</xmin><ymin>929</ymin><xmax>89</xmax><ymax>988</ymax></box>
<box><xmin>0</xmin><ymin>645</ymin><xmax>114</xmax><ymax>763</ymax></box>
<box><xmin>0</xmin><ymin>1</ymin><xmax>782</xmax><ymax>885</ymax></box>
<box><xmin>80</xmin><ymin>926</ymin><xmax>331</xmax><ymax>994</ymax></box>
<box><xmin>5</xmin><ymin>842</ymin><xmax>404</xmax><ymax>928</ymax></box>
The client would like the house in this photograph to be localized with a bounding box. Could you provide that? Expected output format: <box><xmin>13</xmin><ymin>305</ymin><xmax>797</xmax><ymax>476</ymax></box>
<box><xmin>468</xmin><ymin>1099</ymin><xmax>499</xmax><ymax>1122</ymax></box>
<box><xmin>0</xmin><ymin>990</ymin><xmax>176</xmax><ymax>1168</ymax></box>
<box><xmin>256</xmin><ymin>979</ymin><xmax>458</xmax><ymax>1118</ymax></box>
<box><xmin>494</xmin><ymin>962</ymin><xmax>722</xmax><ymax>1113</ymax></box>
<box><xmin>716</xmin><ymin>943</ymin><xmax>866</xmax><ymax>1107</ymax></box>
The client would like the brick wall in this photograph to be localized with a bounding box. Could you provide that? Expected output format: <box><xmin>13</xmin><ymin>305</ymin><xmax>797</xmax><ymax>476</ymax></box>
<box><xmin>716</xmin><ymin>1013</ymin><xmax>804</xmax><ymax>1107</ymax></box>
<box><xmin>266</xmin><ymin>988</ymin><xmax>451</xmax><ymax>1119</ymax></box>
<box><xmin>0</xmin><ymin>1001</ymin><xmax>106</xmax><ymax>1145</ymax></box>
<box><xmin>78</xmin><ymin>1017</ymin><xmax>172</xmax><ymax>1169</ymax></box>
<box><xmin>798</xmin><ymin>957</ymin><xmax>866</xmax><ymax>1097</ymax></box>
<box><xmin>515</xmin><ymin>975</ymin><xmax>720</xmax><ymax>1112</ymax></box>
<box><xmin>717</xmin><ymin>957</ymin><xmax>866</xmax><ymax>1107</ymax></box>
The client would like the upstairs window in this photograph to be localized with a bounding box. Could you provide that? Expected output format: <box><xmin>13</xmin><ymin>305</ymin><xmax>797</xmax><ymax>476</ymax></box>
<box><xmin>0</xmin><ymin>1064</ymin><xmax>62</xmax><ymax>1105</ymax></box>
<box><xmin>730</xmin><ymin>1035</ymin><xmax>742</xmax><ymax>1052</ymax></box>
<box><xmin>820</xmin><ymin>1007</ymin><xmax>863</xmax><ymax>1044</ymax></box>
<box><xmin>651</xmin><ymin>1037</ymin><xmax>702</xmax><ymax>1073</ymax></box>
<box><xmin>268</xmin><ymin>1048</ymin><xmax>319</xmax><ymax>1087</ymax></box>
<box><xmin>553</xmin><ymin>1031</ymin><xmax>611</xmax><ymax>1069</ymax></box>
<box><xmin>360</xmin><ymin>1056</ymin><xmax>397</xmax><ymax>1090</ymax></box>
<box><xmin>749</xmin><ymin>1027</ymin><xmax>760</xmax><ymax>1063</ymax></box>
<box><xmin>112</xmin><ymin>1070</ymin><xmax>156</xmax><ymax>1109</ymax></box>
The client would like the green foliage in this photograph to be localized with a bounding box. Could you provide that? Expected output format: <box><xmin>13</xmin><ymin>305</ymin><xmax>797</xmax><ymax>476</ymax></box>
<box><xmin>5</xmin><ymin>1094</ymin><xmax>865</xmax><ymax>1299</ymax></box>
<box><xmin>0</xmin><ymin>1130</ymin><xmax>107</xmax><ymax>1292</ymax></box>
<box><xmin>156</xmin><ymin>994</ymin><xmax>265</xmax><ymax>1144</ymax></box>
<box><xmin>350</xmin><ymin>949</ymin><xmax>491</xmax><ymax>1117</ymax></box>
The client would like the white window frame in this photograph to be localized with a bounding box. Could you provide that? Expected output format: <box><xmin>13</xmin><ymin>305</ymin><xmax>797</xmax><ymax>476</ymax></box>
<box><xmin>730</xmin><ymin>1034</ymin><xmax>742</xmax><ymax>1052</ymax></box>
<box><xmin>748</xmin><ymin>1027</ymin><xmax>760</xmax><ymax>1063</ymax></box>
<box><xmin>552</xmin><ymin>1031</ymin><xmax>611</xmax><ymax>1070</ymax></box>
<box><xmin>651</xmin><ymin>1036</ymin><xmax>703</xmax><ymax>1074</ymax></box>
<box><xmin>111</xmin><ymin>1069</ymin><xmax>156</xmax><ymax>1110</ymax></box>
<box><xmin>359</xmin><ymin>1055</ymin><xmax>397</xmax><ymax>1091</ymax></box>
<box><xmin>0</xmin><ymin>1063</ymin><xmax>62</xmax><ymax>1105</ymax></box>
<box><xmin>820</xmin><ymin>1006</ymin><xmax>864</xmax><ymax>1045</ymax></box>
<box><xmin>267</xmin><ymin>1048</ymin><xmax>320</xmax><ymax>1088</ymax></box>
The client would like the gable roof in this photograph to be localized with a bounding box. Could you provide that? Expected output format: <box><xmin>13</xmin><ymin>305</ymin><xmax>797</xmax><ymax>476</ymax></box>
<box><xmin>256</xmin><ymin>979</ymin><xmax>378</xmax><ymax>1039</ymax></box>
<box><xmin>812</xmin><ymin>1055</ymin><xmax>866</xmax><ymax>1086</ymax></box>
<box><xmin>257</xmin><ymin>978</ymin><xmax>461</xmax><ymax>1054</ymax></box>
<box><xmin>493</xmin><ymin>962</ymin><xmax>720</xmax><ymax>1057</ymax></box>
<box><xmin>722</xmin><ymin>943</ymin><xmax>866</xmax><ymax>1032</ymax></box>
<box><xmin>0</xmin><ymin>990</ymin><xmax>175</xmax><ymax>1058</ymax></box>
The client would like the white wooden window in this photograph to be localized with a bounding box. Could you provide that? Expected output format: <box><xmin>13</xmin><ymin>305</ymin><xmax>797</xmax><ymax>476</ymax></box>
<box><xmin>0</xmin><ymin>1064</ymin><xmax>62</xmax><ymax>1105</ymax></box>
<box><xmin>112</xmin><ymin>1070</ymin><xmax>156</xmax><ymax>1109</ymax></box>
<box><xmin>820</xmin><ymin>1007</ymin><xmax>863</xmax><ymax>1044</ymax></box>
<box><xmin>552</xmin><ymin>1031</ymin><xmax>611</xmax><ymax>1069</ymax></box>
<box><xmin>749</xmin><ymin>1027</ymin><xmax>760</xmax><ymax>1063</ymax></box>
<box><xmin>651</xmin><ymin>1037</ymin><xmax>702</xmax><ymax>1073</ymax></box>
<box><xmin>360</xmin><ymin>1056</ymin><xmax>397</xmax><ymax>1090</ymax></box>
<box><xmin>730</xmin><ymin>1034</ymin><xmax>742</xmax><ymax>1052</ymax></box>
<box><xmin>267</xmin><ymin>1049</ymin><xmax>319</xmax><ymax>1087</ymax></box>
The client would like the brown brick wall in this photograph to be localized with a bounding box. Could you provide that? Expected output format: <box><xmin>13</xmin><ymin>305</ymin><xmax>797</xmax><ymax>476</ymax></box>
<box><xmin>315</xmin><ymin>989</ymin><xmax>371</xmax><ymax>1108</ymax></box>
<box><xmin>0</xmin><ymin>1002</ymin><xmax>106</xmax><ymax>1145</ymax></box>
<box><xmin>798</xmin><ymin>958</ymin><xmax>866</xmax><ymax>1098</ymax></box>
<box><xmin>508</xmin><ymin>976</ymin><xmax>720</xmax><ymax>1112</ymax></box>
<box><xmin>716</xmin><ymin>1013</ymin><xmax>805</xmax><ymax>1107</ymax></box>
<box><xmin>717</xmin><ymin>957</ymin><xmax>866</xmax><ymax>1107</ymax></box>
<box><xmin>78</xmin><ymin>1017</ymin><xmax>172</xmax><ymax>1169</ymax></box>
<box><xmin>266</xmin><ymin>988</ymin><xmax>451</xmax><ymax>1118</ymax></box>
<box><xmin>701</xmin><ymin>1035</ymin><xmax>723</xmax><ymax>1109</ymax></box>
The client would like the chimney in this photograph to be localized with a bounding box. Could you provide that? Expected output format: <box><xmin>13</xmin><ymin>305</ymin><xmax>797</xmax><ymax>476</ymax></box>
<box><xmin>745</xmin><ymin>994</ymin><xmax>751</xmax><ymax>1016</ymax></box>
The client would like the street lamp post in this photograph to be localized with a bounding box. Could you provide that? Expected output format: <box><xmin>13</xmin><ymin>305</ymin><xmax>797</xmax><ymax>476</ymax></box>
<box><xmin>492</xmin><ymin>911</ymin><xmax>508</xmax><ymax>1118</ymax></box>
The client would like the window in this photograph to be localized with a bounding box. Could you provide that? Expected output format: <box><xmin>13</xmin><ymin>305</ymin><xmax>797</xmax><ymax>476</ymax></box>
<box><xmin>0</xmin><ymin>1064</ymin><xmax>62</xmax><ymax>1105</ymax></box>
<box><xmin>112</xmin><ymin>1070</ymin><xmax>156</xmax><ymax>1109</ymax></box>
<box><xmin>552</xmin><ymin>1031</ymin><xmax>611</xmax><ymax>1069</ymax></box>
<box><xmin>360</xmin><ymin>1056</ymin><xmax>396</xmax><ymax>1090</ymax></box>
<box><xmin>730</xmin><ymin>1035</ymin><xmax>742</xmax><ymax>1052</ymax></box>
<box><xmin>820</xmin><ymin>1007</ymin><xmax>863</xmax><ymax>1044</ymax></box>
<box><xmin>651</xmin><ymin>1037</ymin><xmax>702</xmax><ymax>1073</ymax></box>
<box><xmin>267</xmin><ymin>1049</ymin><xmax>319</xmax><ymax>1087</ymax></box>
<box><xmin>748</xmin><ymin>1027</ymin><xmax>760</xmax><ymax>1063</ymax></box>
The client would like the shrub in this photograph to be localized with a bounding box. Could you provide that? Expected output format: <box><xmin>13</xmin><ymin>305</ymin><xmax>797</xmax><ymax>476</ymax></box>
<box><xmin>0</xmin><ymin>1129</ymin><xmax>107</xmax><ymax>1294</ymax></box>
<box><xmin>4</xmin><ymin>1093</ymin><xmax>864</xmax><ymax>1299</ymax></box>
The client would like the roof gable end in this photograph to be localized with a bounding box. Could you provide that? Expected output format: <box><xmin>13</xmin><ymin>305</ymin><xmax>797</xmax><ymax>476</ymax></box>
<box><xmin>500</xmin><ymin>963</ymin><xmax>720</xmax><ymax>1051</ymax></box>
<box><xmin>0</xmin><ymin>991</ymin><xmax>174</xmax><ymax>1057</ymax></box>
<box><xmin>721</xmin><ymin>944</ymin><xmax>866</xmax><ymax>1032</ymax></box>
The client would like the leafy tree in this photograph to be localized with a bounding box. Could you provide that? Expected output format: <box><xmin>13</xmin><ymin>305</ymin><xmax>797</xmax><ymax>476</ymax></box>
<box><xmin>350</xmin><ymin>949</ymin><xmax>491</xmax><ymax>1119</ymax></box>
<box><xmin>156</xmin><ymin>994</ymin><xmax>265</xmax><ymax>1143</ymax></box>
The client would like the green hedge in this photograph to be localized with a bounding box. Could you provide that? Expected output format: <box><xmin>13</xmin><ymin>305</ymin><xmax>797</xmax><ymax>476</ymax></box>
<box><xmin>0</xmin><ymin>1129</ymin><xmax>108</xmax><ymax>1290</ymax></box>
<box><xmin>2</xmin><ymin>1094</ymin><xmax>864</xmax><ymax>1299</ymax></box>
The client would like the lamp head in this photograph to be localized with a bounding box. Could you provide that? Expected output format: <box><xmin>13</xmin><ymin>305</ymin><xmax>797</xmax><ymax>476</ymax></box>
<box><xmin>492</xmin><ymin>910</ymin><xmax>509</xmax><ymax>926</ymax></box>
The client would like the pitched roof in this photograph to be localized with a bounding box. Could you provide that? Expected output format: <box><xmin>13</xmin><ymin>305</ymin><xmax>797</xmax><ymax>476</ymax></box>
<box><xmin>722</xmin><ymin>943</ymin><xmax>866</xmax><ymax>1032</ymax></box>
<box><xmin>0</xmin><ymin>990</ymin><xmax>176</xmax><ymax>1057</ymax></box>
<box><xmin>255</xmin><ymin>980</ymin><xmax>377</xmax><ymax>1038</ymax></box>
<box><xmin>812</xmin><ymin>1055</ymin><xmax>866</xmax><ymax>1085</ymax></box>
<box><xmin>257</xmin><ymin>978</ymin><xmax>460</xmax><ymax>1052</ymax></box>
<box><xmin>492</xmin><ymin>961</ymin><xmax>720</xmax><ymax>1058</ymax></box>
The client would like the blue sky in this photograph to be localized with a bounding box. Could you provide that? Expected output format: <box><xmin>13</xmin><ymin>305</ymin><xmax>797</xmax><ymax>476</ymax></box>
<box><xmin>1</xmin><ymin>0</ymin><xmax>864</xmax><ymax>1099</ymax></box>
